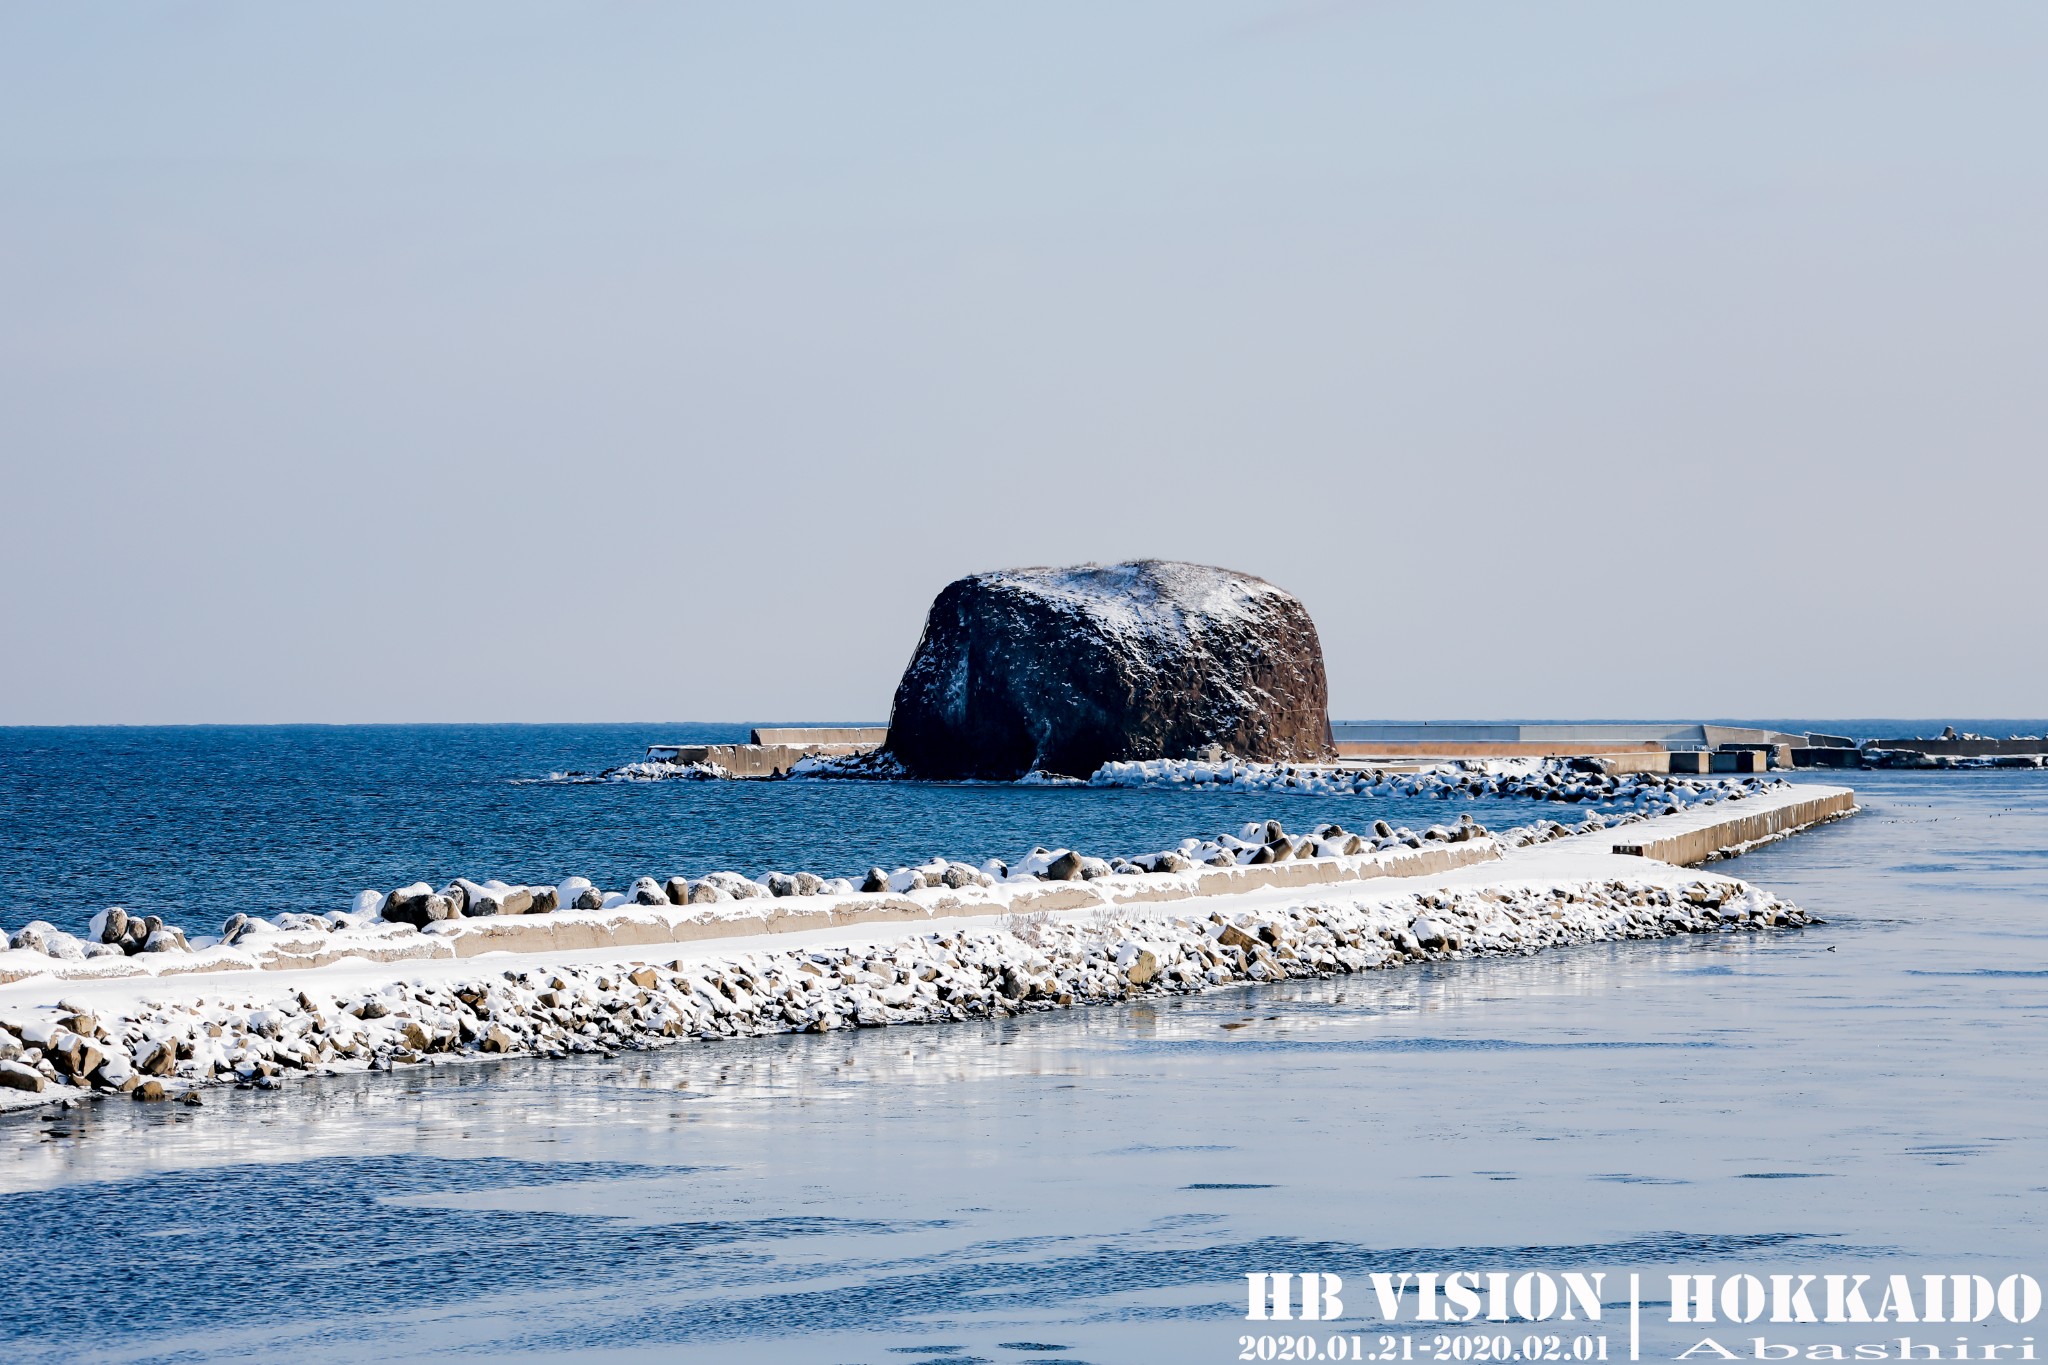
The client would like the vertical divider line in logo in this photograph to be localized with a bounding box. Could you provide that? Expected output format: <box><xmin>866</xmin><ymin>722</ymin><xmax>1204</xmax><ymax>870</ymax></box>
<box><xmin>1629</xmin><ymin>1273</ymin><xmax>1641</xmax><ymax>1361</ymax></box>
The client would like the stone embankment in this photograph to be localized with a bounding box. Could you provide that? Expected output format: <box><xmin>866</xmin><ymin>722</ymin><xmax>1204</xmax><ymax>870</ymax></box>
<box><xmin>1</xmin><ymin>817</ymin><xmax>1515</xmax><ymax>981</ymax></box>
<box><xmin>0</xmin><ymin>870</ymin><xmax>1806</xmax><ymax>1106</ymax></box>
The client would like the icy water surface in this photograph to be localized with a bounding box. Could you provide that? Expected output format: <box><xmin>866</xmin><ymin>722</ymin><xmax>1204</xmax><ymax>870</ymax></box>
<box><xmin>3</xmin><ymin>771</ymin><xmax>2046</xmax><ymax>1362</ymax></box>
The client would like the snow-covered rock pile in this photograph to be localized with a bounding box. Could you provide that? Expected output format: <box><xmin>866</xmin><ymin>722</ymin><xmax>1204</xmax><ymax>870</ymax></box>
<box><xmin>786</xmin><ymin>749</ymin><xmax>907</xmax><ymax>780</ymax></box>
<box><xmin>362</xmin><ymin>814</ymin><xmax>1494</xmax><ymax>920</ymax></box>
<box><xmin>1086</xmin><ymin>755</ymin><xmax>1783</xmax><ymax>806</ymax></box>
<box><xmin>1863</xmin><ymin>750</ymin><xmax>2048</xmax><ymax>770</ymax></box>
<box><xmin>0</xmin><ymin>873</ymin><xmax>1807</xmax><ymax>1104</ymax></box>
<box><xmin>5</xmin><ymin>907</ymin><xmax>201</xmax><ymax>964</ymax></box>
<box><xmin>534</xmin><ymin>759</ymin><xmax>732</xmax><ymax>784</ymax></box>
<box><xmin>5</xmin><ymin>814</ymin><xmax>1502</xmax><ymax>963</ymax></box>
<box><xmin>787</xmin><ymin>752</ymin><xmax>1786</xmax><ymax>816</ymax></box>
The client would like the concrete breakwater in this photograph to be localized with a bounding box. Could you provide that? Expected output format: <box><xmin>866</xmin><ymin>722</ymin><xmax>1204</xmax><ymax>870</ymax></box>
<box><xmin>0</xmin><ymin>784</ymin><xmax>1852</xmax><ymax>1110</ymax></box>
<box><xmin>0</xmin><ymin>828</ymin><xmax>1515</xmax><ymax>983</ymax></box>
<box><xmin>0</xmin><ymin>773</ymin><xmax>1833</xmax><ymax>984</ymax></box>
<box><xmin>1606</xmin><ymin>788</ymin><xmax>1858</xmax><ymax>866</ymax></box>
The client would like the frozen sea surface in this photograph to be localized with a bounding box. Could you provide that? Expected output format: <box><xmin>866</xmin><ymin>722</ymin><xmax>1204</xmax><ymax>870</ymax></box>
<box><xmin>2</xmin><ymin>770</ymin><xmax>2046</xmax><ymax>1362</ymax></box>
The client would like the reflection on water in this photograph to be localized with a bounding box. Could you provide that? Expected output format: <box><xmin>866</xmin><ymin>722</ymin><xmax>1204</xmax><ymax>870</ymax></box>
<box><xmin>4</xmin><ymin>773</ymin><xmax>2047</xmax><ymax>1363</ymax></box>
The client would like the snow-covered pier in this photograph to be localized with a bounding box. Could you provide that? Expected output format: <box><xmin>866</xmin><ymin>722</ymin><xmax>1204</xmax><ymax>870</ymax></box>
<box><xmin>0</xmin><ymin>782</ymin><xmax>1853</xmax><ymax>1111</ymax></box>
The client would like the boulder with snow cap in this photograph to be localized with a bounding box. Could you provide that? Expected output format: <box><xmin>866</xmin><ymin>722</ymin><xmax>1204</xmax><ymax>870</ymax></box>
<box><xmin>1043</xmin><ymin>851</ymin><xmax>1085</xmax><ymax>882</ymax></box>
<box><xmin>882</xmin><ymin>560</ymin><xmax>1334</xmax><ymax>780</ymax></box>
<box><xmin>380</xmin><ymin>884</ymin><xmax>436</xmax><ymax>927</ymax></box>
<box><xmin>7</xmin><ymin>923</ymin><xmax>51</xmax><ymax>955</ymax></box>
<box><xmin>0</xmin><ymin>1059</ymin><xmax>44</xmax><ymax>1093</ymax></box>
<box><xmin>470</xmin><ymin>883</ymin><xmax>537</xmax><ymax>916</ymax></box>
<box><xmin>14</xmin><ymin>923</ymin><xmax>88</xmax><ymax>961</ymax></box>
<box><xmin>91</xmin><ymin>906</ymin><xmax>129</xmax><ymax>946</ymax></box>
<box><xmin>1409</xmin><ymin>915</ymin><xmax>1456</xmax><ymax>951</ymax></box>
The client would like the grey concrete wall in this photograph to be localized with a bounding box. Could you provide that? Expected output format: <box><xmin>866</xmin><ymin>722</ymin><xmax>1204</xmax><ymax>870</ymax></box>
<box><xmin>749</xmin><ymin>727</ymin><xmax>888</xmax><ymax>747</ymax></box>
<box><xmin>1334</xmin><ymin>723</ymin><xmax>1709</xmax><ymax>745</ymax></box>
<box><xmin>1336</xmin><ymin>741</ymin><xmax>1666</xmax><ymax>760</ymax></box>
<box><xmin>1590</xmin><ymin>752</ymin><xmax>1674</xmax><ymax>775</ymax></box>
<box><xmin>1332</xmin><ymin>722</ymin><xmax>1805</xmax><ymax>749</ymax></box>
<box><xmin>1609</xmin><ymin>789</ymin><xmax>1857</xmax><ymax>867</ymax></box>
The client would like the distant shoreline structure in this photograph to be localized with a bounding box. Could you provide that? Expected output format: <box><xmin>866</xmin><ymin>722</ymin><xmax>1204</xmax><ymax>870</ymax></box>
<box><xmin>635</xmin><ymin>719</ymin><xmax>2048</xmax><ymax>780</ymax></box>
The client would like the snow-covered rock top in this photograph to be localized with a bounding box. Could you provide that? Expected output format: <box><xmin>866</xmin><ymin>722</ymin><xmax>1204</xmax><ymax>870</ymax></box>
<box><xmin>884</xmin><ymin>560</ymin><xmax>1332</xmax><ymax>780</ymax></box>
<box><xmin>977</xmin><ymin>560</ymin><xmax>1294</xmax><ymax>644</ymax></box>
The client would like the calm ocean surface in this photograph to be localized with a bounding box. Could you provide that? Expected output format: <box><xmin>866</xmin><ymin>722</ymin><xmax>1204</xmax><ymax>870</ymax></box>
<box><xmin>0</xmin><ymin>722</ymin><xmax>1648</xmax><ymax>938</ymax></box>
<box><xmin>2</xmin><ymin>724</ymin><xmax>2045</xmax><ymax>1362</ymax></box>
<box><xmin>3</xmin><ymin>719</ymin><xmax>2031</xmax><ymax>939</ymax></box>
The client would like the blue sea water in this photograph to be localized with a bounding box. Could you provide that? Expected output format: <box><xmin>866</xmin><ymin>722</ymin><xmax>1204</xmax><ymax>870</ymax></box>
<box><xmin>1</xmin><ymin>761</ymin><xmax>2045</xmax><ymax>1363</ymax></box>
<box><xmin>5</xmin><ymin>719</ymin><xmax>2033</xmax><ymax>939</ymax></box>
<box><xmin>0</xmin><ymin>723</ymin><xmax>1643</xmax><ymax>938</ymax></box>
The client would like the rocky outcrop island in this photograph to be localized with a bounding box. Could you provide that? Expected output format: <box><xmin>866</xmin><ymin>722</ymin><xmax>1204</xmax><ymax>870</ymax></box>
<box><xmin>883</xmin><ymin>560</ymin><xmax>1335</xmax><ymax>780</ymax></box>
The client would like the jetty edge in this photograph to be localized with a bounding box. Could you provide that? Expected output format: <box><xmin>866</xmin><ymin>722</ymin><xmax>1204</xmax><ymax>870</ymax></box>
<box><xmin>0</xmin><ymin>783</ymin><xmax>1854</xmax><ymax>1113</ymax></box>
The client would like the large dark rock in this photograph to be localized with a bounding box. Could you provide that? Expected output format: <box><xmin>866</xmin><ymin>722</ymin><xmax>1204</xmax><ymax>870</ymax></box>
<box><xmin>883</xmin><ymin>561</ymin><xmax>1333</xmax><ymax>780</ymax></box>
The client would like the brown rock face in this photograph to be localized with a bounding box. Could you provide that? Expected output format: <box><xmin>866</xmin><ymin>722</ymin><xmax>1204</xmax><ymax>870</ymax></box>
<box><xmin>883</xmin><ymin>560</ymin><xmax>1333</xmax><ymax>780</ymax></box>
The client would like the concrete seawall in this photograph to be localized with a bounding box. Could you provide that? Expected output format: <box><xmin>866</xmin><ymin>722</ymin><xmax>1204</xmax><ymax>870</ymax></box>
<box><xmin>1606</xmin><ymin>787</ymin><xmax>1856</xmax><ymax>866</ymax></box>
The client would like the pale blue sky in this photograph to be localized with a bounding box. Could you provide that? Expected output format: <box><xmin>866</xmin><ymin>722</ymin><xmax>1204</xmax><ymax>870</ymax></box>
<box><xmin>4</xmin><ymin>3</ymin><xmax>2044</xmax><ymax>723</ymax></box>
